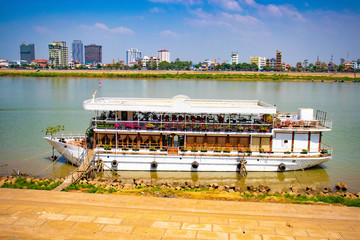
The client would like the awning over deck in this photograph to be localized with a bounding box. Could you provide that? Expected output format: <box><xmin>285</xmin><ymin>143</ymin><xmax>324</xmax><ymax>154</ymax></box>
<box><xmin>83</xmin><ymin>95</ymin><xmax>277</xmax><ymax>115</ymax></box>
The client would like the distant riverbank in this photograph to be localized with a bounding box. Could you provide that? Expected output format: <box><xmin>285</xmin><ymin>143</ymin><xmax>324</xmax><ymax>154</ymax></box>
<box><xmin>0</xmin><ymin>69</ymin><xmax>358</xmax><ymax>82</ymax></box>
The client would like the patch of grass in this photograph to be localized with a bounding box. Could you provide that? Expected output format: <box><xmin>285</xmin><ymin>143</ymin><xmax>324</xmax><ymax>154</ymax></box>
<box><xmin>0</xmin><ymin>177</ymin><xmax>62</xmax><ymax>190</ymax></box>
<box><xmin>2</xmin><ymin>178</ymin><xmax>360</xmax><ymax>207</ymax></box>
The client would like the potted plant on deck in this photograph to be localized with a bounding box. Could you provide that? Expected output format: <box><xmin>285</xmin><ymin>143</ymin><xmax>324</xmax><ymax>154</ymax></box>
<box><xmin>146</xmin><ymin>123</ymin><xmax>155</xmax><ymax>130</ymax></box>
<box><xmin>214</xmin><ymin>148</ymin><xmax>221</xmax><ymax>153</ymax></box>
<box><xmin>225</xmin><ymin>125</ymin><xmax>232</xmax><ymax>132</ymax></box>
<box><xmin>320</xmin><ymin>148</ymin><xmax>328</xmax><ymax>154</ymax></box>
<box><xmin>223</xmin><ymin>148</ymin><xmax>231</xmax><ymax>153</ymax></box>
<box><xmin>103</xmin><ymin>145</ymin><xmax>112</xmax><ymax>151</ymax></box>
<box><xmin>191</xmin><ymin>147</ymin><xmax>198</xmax><ymax>152</ymax></box>
<box><xmin>237</xmin><ymin>126</ymin><xmax>244</xmax><ymax>132</ymax></box>
<box><xmin>122</xmin><ymin>146</ymin><xmax>129</xmax><ymax>151</ymax></box>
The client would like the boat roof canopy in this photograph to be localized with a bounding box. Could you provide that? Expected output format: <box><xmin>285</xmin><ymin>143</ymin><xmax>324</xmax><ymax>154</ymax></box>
<box><xmin>83</xmin><ymin>95</ymin><xmax>277</xmax><ymax>115</ymax></box>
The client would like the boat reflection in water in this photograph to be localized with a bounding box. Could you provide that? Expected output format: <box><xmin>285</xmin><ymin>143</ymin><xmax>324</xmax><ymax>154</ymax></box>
<box><xmin>108</xmin><ymin>165</ymin><xmax>330</xmax><ymax>192</ymax></box>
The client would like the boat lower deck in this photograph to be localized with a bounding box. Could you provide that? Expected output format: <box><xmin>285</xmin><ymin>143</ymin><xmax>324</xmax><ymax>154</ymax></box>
<box><xmin>94</xmin><ymin>150</ymin><xmax>331</xmax><ymax>172</ymax></box>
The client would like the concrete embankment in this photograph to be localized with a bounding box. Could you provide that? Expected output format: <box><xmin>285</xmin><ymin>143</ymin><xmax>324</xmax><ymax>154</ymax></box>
<box><xmin>0</xmin><ymin>188</ymin><xmax>359</xmax><ymax>239</ymax></box>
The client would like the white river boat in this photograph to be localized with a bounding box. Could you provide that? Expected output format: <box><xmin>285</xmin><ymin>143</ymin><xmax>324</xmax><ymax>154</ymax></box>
<box><xmin>45</xmin><ymin>95</ymin><xmax>332</xmax><ymax>172</ymax></box>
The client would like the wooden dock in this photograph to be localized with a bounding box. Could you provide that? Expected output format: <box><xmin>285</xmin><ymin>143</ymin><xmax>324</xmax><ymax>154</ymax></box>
<box><xmin>53</xmin><ymin>149</ymin><xmax>95</xmax><ymax>191</ymax></box>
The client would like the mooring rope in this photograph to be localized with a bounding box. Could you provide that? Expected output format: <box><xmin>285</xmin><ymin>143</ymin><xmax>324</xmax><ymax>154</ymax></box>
<box><xmin>32</xmin><ymin>148</ymin><xmax>67</xmax><ymax>176</ymax></box>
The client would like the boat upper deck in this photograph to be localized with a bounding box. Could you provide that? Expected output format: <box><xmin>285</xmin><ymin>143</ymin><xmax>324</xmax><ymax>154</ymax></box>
<box><xmin>83</xmin><ymin>95</ymin><xmax>277</xmax><ymax>115</ymax></box>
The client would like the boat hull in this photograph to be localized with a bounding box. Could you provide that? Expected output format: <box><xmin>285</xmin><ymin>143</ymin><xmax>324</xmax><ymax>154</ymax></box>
<box><xmin>44</xmin><ymin>137</ymin><xmax>86</xmax><ymax>166</ymax></box>
<box><xmin>45</xmin><ymin>137</ymin><xmax>330</xmax><ymax>171</ymax></box>
<box><xmin>97</xmin><ymin>152</ymin><xmax>330</xmax><ymax>172</ymax></box>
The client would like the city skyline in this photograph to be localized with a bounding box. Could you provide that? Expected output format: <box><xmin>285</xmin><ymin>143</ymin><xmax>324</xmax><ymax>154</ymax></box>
<box><xmin>1</xmin><ymin>0</ymin><xmax>359</xmax><ymax>65</ymax></box>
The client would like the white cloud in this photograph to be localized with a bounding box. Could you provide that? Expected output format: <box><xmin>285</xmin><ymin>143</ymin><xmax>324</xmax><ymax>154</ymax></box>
<box><xmin>93</xmin><ymin>23</ymin><xmax>134</xmax><ymax>35</ymax></box>
<box><xmin>240</xmin><ymin>0</ymin><xmax>305</xmax><ymax>21</ymax></box>
<box><xmin>221</xmin><ymin>12</ymin><xmax>262</xmax><ymax>25</ymax></box>
<box><xmin>208</xmin><ymin>0</ymin><xmax>242</xmax><ymax>11</ymax></box>
<box><xmin>33</xmin><ymin>26</ymin><xmax>53</xmax><ymax>34</ymax></box>
<box><xmin>242</xmin><ymin>0</ymin><xmax>257</xmax><ymax>7</ymax></box>
<box><xmin>150</xmin><ymin>7</ymin><xmax>161</xmax><ymax>13</ymax></box>
<box><xmin>160</xmin><ymin>30</ymin><xmax>178</xmax><ymax>38</ymax></box>
<box><xmin>189</xmin><ymin>8</ymin><xmax>262</xmax><ymax>28</ymax></box>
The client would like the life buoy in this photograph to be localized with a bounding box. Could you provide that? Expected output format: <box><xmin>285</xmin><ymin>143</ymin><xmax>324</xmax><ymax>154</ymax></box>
<box><xmin>111</xmin><ymin>160</ymin><xmax>118</xmax><ymax>167</ymax></box>
<box><xmin>278</xmin><ymin>163</ymin><xmax>286</xmax><ymax>171</ymax></box>
<box><xmin>151</xmin><ymin>161</ymin><xmax>158</xmax><ymax>168</ymax></box>
<box><xmin>192</xmin><ymin>161</ymin><xmax>199</xmax><ymax>169</ymax></box>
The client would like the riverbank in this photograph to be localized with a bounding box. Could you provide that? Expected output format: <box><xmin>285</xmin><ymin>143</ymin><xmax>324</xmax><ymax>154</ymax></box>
<box><xmin>0</xmin><ymin>69</ymin><xmax>359</xmax><ymax>81</ymax></box>
<box><xmin>0</xmin><ymin>188</ymin><xmax>359</xmax><ymax>239</ymax></box>
<box><xmin>1</xmin><ymin>176</ymin><xmax>359</xmax><ymax>207</ymax></box>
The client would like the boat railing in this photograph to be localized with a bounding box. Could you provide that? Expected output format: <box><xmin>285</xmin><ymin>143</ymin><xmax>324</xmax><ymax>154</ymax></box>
<box><xmin>274</xmin><ymin>119</ymin><xmax>332</xmax><ymax>130</ymax></box>
<box><xmin>93</xmin><ymin>120</ymin><xmax>273</xmax><ymax>133</ymax></box>
<box><xmin>77</xmin><ymin>148</ymin><xmax>88</xmax><ymax>166</ymax></box>
<box><xmin>320</xmin><ymin>143</ymin><xmax>333</xmax><ymax>156</ymax></box>
<box><xmin>53</xmin><ymin>131</ymin><xmax>86</xmax><ymax>140</ymax></box>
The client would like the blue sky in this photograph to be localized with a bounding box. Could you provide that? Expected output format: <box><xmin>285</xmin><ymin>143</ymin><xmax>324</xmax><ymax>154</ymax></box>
<box><xmin>1</xmin><ymin>0</ymin><xmax>359</xmax><ymax>65</ymax></box>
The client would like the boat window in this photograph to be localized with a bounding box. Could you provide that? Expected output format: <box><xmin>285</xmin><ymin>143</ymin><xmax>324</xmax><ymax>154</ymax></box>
<box><xmin>121</xmin><ymin>111</ymin><xmax>128</xmax><ymax>121</ymax></box>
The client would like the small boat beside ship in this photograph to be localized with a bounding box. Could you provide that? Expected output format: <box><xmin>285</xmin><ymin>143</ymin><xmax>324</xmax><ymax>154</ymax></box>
<box><xmin>45</xmin><ymin>95</ymin><xmax>332</xmax><ymax>172</ymax></box>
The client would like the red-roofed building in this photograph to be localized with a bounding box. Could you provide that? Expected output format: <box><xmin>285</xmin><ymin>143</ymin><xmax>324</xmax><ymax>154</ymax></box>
<box><xmin>31</xmin><ymin>59</ymin><xmax>49</xmax><ymax>68</ymax></box>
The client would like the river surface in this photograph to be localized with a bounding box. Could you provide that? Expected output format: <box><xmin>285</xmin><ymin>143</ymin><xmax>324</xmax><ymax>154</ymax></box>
<box><xmin>0</xmin><ymin>77</ymin><xmax>359</xmax><ymax>192</ymax></box>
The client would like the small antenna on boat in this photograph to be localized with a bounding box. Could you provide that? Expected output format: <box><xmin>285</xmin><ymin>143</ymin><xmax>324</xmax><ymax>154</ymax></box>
<box><xmin>92</xmin><ymin>80</ymin><xmax>103</xmax><ymax>102</ymax></box>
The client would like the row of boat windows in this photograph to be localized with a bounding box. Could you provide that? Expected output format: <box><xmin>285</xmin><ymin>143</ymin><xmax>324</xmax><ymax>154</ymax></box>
<box><xmin>95</xmin><ymin>133</ymin><xmax>271</xmax><ymax>151</ymax></box>
<box><xmin>96</xmin><ymin>111</ymin><xmax>271</xmax><ymax>124</ymax></box>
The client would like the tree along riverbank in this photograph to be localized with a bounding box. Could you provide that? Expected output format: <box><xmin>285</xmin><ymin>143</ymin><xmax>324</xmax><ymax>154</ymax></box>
<box><xmin>1</xmin><ymin>176</ymin><xmax>359</xmax><ymax>207</ymax></box>
<box><xmin>0</xmin><ymin>69</ymin><xmax>359</xmax><ymax>82</ymax></box>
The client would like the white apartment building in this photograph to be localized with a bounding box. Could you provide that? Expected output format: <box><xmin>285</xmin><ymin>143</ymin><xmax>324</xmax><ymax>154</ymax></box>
<box><xmin>126</xmin><ymin>48</ymin><xmax>142</xmax><ymax>65</ymax></box>
<box><xmin>157</xmin><ymin>49</ymin><xmax>170</xmax><ymax>63</ymax></box>
<box><xmin>351</xmin><ymin>61</ymin><xmax>358</xmax><ymax>69</ymax></box>
<box><xmin>231</xmin><ymin>52</ymin><xmax>239</xmax><ymax>64</ymax></box>
<box><xmin>250</xmin><ymin>56</ymin><xmax>266</xmax><ymax>70</ymax></box>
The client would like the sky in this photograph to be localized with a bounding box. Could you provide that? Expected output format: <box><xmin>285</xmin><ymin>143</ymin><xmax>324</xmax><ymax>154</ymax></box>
<box><xmin>0</xmin><ymin>0</ymin><xmax>359</xmax><ymax>65</ymax></box>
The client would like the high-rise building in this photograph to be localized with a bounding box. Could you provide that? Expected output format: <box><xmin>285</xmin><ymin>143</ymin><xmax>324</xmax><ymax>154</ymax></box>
<box><xmin>72</xmin><ymin>40</ymin><xmax>84</xmax><ymax>64</ymax></box>
<box><xmin>250</xmin><ymin>56</ymin><xmax>266</xmax><ymax>70</ymax></box>
<box><xmin>157</xmin><ymin>49</ymin><xmax>170</xmax><ymax>63</ymax></box>
<box><xmin>231</xmin><ymin>52</ymin><xmax>239</xmax><ymax>64</ymax></box>
<box><xmin>85</xmin><ymin>44</ymin><xmax>102</xmax><ymax>64</ymax></box>
<box><xmin>20</xmin><ymin>43</ymin><xmax>35</xmax><ymax>64</ymax></box>
<box><xmin>275</xmin><ymin>50</ymin><xmax>282</xmax><ymax>71</ymax></box>
<box><xmin>126</xmin><ymin>48</ymin><xmax>142</xmax><ymax>65</ymax></box>
<box><xmin>48</xmin><ymin>41</ymin><xmax>68</xmax><ymax>68</ymax></box>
